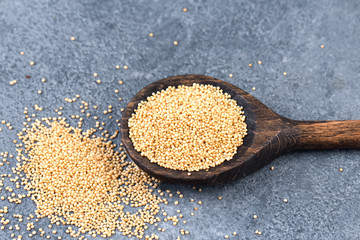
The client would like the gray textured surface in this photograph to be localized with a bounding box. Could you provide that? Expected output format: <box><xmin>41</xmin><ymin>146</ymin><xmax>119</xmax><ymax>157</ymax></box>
<box><xmin>0</xmin><ymin>0</ymin><xmax>360</xmax><ymax>239</ymax></box>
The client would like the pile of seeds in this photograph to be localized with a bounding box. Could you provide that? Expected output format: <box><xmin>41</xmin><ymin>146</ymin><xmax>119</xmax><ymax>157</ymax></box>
<box><xmin>128</xmin><ymin>83</ymin><xmax>247</xmax><ymax>171</ymax></box>
<box><xmin>14</xmin><ymin>117</ymin><xmax>167</xmax><ymax>239</ymax></box>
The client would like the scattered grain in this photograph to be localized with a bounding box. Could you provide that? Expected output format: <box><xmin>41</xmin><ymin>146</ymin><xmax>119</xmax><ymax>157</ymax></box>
<box><xmin>12</xmin><ymin>117</ymin><xmax>167</xmax><ymax>238</ymax></box>
<box><xmin>9</xmin><ymin>80</ymin><xmax>17</xmax><ymax>86</ymax></box>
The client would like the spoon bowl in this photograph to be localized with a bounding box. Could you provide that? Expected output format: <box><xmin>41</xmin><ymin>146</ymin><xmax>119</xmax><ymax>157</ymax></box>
<box><xmin>121</xmin><ymin>75</ymin><xmax>360</xmax><ymax>185</ymax></box>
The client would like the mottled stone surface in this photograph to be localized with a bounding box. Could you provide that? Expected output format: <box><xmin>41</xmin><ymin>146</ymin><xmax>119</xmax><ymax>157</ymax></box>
<box><xmin>1</xmin><ymin>0</ymin><xmax>360</xmax><ymax>239</ymax></box>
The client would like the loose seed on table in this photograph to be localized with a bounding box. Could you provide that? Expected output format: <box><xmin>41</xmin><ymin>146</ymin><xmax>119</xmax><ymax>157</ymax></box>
<box><xmin>9</xmin><ymin>80</ymin><xmax>17</xmax><ymax>86</ymax></box>
<box><xmin>5</xmin><ymin>114</ymin><xmax>171</xmax><ymax>238</ymax></box>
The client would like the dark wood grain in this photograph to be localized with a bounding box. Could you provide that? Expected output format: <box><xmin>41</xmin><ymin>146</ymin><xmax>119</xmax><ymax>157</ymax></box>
<box><xmin>291</xmin><ymin>120</ymin><xmax>360</xmax><ymax>150</ymax></box>
<box><xmin>121</xmin><ymin>75</ymin><xmax>360</xmax><ymax>185</ymax></box>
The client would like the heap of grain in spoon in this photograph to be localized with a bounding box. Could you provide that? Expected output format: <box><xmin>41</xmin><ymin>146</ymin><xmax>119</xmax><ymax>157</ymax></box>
<box><xmin>128</xmin><ymin>83</ymin><xmax>247</xmax><ymax>171</ymax></box>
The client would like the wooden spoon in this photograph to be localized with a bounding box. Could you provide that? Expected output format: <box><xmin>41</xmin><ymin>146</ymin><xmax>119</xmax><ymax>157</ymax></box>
<box><xmin>121</xmin><ymin>74</ymin><xmax>360</xmax><ymax>185</ymax></box>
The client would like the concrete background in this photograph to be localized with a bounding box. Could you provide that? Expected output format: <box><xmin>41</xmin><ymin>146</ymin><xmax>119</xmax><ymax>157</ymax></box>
<box><xmin>1</xmin><ymin>0</ymin><xmax>360</xmax><ymax>239</ymax></box>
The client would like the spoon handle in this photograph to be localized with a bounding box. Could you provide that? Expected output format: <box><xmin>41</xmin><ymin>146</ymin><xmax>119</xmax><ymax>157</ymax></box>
<box><xmin>292</xmin><ymin>120</ymin><xmax>360</xmax><ymax>150</ymax></box>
